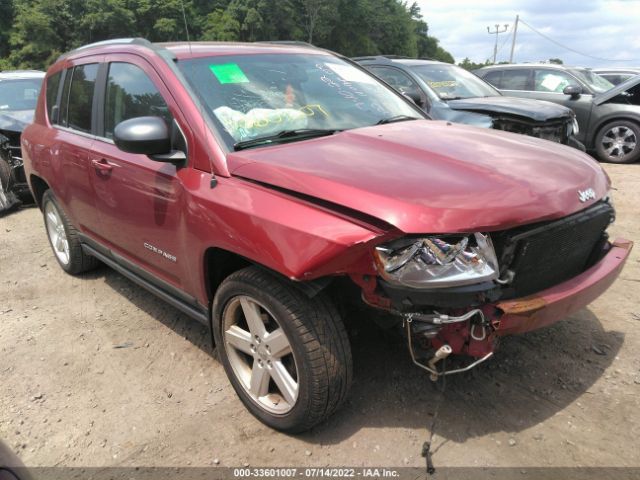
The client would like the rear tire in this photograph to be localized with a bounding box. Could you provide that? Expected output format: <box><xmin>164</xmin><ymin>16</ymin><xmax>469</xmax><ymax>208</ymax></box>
<box><xmin>212</xmin><ymin>266</ymin><xmax>352</xmax><ymax>432</ymax></box>
<box><xmin>595</xmin><ymin>120</ymin><xmax>640</xmax><ymax>163</ymax></box>
<box><xmin>42</xmin><ymin>190</ymin><xmax>100</xmax><ymax>274</ymax></box>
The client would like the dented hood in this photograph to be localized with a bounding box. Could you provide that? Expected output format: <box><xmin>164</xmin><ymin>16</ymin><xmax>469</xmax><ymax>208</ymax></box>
<box><xmin>0</xmin><ymin>109</ymin><xmax>33</xmax><ymax>133</ymax></box>
<box><xmin>227</xmin><ymin>120</ymin><xmax>608</xmax><ymax>234</ymax></box>
<box><xmin>447</xmin><ymin>96</ymin><xmax>573</xmax><ymax>122</ymax></box>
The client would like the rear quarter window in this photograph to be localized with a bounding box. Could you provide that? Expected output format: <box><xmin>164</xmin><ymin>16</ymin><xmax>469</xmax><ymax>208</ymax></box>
<box><xmin>480</xmin><ymin>70</ymin><xmax>503</xmax><ymax>89</ymax></box>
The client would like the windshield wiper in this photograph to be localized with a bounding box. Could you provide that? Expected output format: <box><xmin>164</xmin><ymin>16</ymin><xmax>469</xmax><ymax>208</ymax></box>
<box><xmin>375</xmin><ymin>115</ymin><xmax>421</xmax><ymax>125</ymax></box>
<box><xmin>233</xmin><ymin>129</ymin><xmax>341</xmax><ymax>151</ymax></box>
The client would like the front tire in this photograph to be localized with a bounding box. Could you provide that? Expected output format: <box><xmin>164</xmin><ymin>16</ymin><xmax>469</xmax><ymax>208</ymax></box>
<box><xmin>0</xmin><ymin>148</ymin><xmax>21</xmax><ymax>214</ymax></box>
<box><xmin>42</xmin><ymin>190</ymin><xmax>99</xmax><ymax>274</ymax></box>
<box><xmin>212</xmin><ymin>267</ymin><xmax>352</xmax><ymax>433</ymax></box>
<box><xmin>595</xmin><ymin>120</ymin><xmax>640</xmax><ymax>163</ymax></box>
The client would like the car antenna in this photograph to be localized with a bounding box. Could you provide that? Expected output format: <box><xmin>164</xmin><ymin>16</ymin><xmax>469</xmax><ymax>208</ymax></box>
<box><xmin>180</xmin><ymin>0</ymin><xmax>218</xmax><ymax>188</ymax></box>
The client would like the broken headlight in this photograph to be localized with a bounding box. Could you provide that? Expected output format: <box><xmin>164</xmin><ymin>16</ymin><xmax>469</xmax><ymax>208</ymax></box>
<box><xmin>570</xmin><ymin>117</ymin><xmax>579</xmax><ymax>135</ymax></box>
<box><xmin>373</xmin><ymin>233</ymin><xmax>499</xmax><ymax>289</ymax></box>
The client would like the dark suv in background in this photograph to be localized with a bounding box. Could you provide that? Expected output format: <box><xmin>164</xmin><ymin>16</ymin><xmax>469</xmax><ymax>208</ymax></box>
<box><xmin>0</xmin><ymin>70</ymin><xmax>44</xmax><ymax>211</ymax></box>
<box><xmin>355</xmin><ymin>56</ymin><xmax>583</xmax><ymax>149</ymax></box>
<box><xmin>476</xmin><ymin>63</ymin><xmax>640</xmax><ymax>164</ymax></box>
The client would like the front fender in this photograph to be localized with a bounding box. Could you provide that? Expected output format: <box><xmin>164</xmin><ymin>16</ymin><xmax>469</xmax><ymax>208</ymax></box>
<box><xmin>184</xmin><ymin>172</ymin><xmax>392</xmax><ymax>304</ymax></box>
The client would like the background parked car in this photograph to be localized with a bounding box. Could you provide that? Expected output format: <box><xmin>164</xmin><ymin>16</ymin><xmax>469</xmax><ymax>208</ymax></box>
<box><xmin>0</xmin><ymin>70</ymin><xmax>45</xmax><ymax>211</ymax></box>
<box><xmin>354</xmin><ymin>56</ymin><xmax>583</xmax><ymax>149</ymax></box>
<box><xmin>592</xmin><ymin>68</ymin><xmax>640</xmax><ymax>86</ymax></box>
<box><xmin>476</xmin><ymin>63</ymin><xmax>640</xmax><ymax>164</ymax></box>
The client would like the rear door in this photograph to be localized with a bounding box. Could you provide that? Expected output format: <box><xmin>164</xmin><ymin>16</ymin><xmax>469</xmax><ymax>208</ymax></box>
<box><xmin>54</xmin><ymin>60</ymin><xmax>102</xmax><ymax>233</ymax></box>
<box><xmin>87</xmin><ymin>56</ymin><xmax>191</xmax><ymax>291</ymax></box>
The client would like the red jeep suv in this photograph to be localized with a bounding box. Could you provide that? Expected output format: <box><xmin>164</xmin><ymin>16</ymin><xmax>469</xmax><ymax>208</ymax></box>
<box><xmin>22</xmin><ymin>39</ymin><xmax>632</xmax><ymax>432</ymax></box>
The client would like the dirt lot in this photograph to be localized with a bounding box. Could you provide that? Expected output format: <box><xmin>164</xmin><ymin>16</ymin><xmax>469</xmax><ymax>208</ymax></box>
<box><xmin>1</xmin><ymin>163</ymin><xmax>639</xmax><ymax>470</ymax></box>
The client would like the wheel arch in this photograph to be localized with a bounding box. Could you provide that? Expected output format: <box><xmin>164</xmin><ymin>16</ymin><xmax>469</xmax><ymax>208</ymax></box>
<box><xmin>203</xmin><ymin>247</ymin><xmax>252</xmax><ymax>305</ymax></box>
<box><xmin>202</xmin><ymin>247</ymin><xmax>336</xmax><ymax>307</ymax></box>
<box><xmin>29</xmin><ymin>174</ymin><xmax>50</xmax><ymax>210</ymax></box>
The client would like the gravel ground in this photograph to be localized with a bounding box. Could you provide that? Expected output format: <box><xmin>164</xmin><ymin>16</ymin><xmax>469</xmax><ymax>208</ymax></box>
<box><xmin>0</xmin><ymin>163</ymin><xmax>639</xmax><ymax>470</ymax></box>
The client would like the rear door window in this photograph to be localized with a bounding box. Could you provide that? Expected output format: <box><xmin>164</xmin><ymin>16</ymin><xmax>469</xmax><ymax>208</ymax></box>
<box><xmin>65</xmin><ymin>64</ymin><xmax>99</xmax><ymax>133</ymax></box>
<box><xmin>500</xmin><ymin>69</ymin><xmax>531</xmax><ymax>90</ymax></box>
<box><xmin>58</xmin><ymin>70</ymin><xmax>72</xmax><ymax>127</ymax></box>
<box><xmin>104</xmin><ymin>62</ymin><xmax>172</xmax><ymax>139</ymax></box>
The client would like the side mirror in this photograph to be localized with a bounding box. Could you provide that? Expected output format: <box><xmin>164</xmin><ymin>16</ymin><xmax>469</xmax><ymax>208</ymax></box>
<box><xmin>563</xmin><ymin>85</ymin><xmax>582</xmax><ymax>98</ymax></box>
<box><xmin>114</xmin><ymin>116</ymin><xmax>172</xmax><ymax>158</ymax></box>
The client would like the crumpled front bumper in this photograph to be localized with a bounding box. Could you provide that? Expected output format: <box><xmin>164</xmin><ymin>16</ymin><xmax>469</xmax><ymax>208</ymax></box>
<box><xmin>494</xmin><ymin>238</ymin><xmax>633</xmax><ymax>335</ymax></box>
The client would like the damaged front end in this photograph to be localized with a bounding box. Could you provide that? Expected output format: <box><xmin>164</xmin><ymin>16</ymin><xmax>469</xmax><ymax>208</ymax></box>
<box><xmin>0</xmin><ymin>132</ymin><xmax>24</xmax><ymax>214</ymax></box>
<box><xmin>355</xmin><ymin>200</ymin><xmax>631</xmax><ymax>379</ymax></box>
<box><xmin>492</xmin><ymin>115</ymin><xmax>585</xmax><ymax>150</ymax></box>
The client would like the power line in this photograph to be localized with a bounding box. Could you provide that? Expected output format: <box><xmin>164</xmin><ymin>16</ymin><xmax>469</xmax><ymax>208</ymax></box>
<box><xmin>518</xmin><ymin>18</ymin><xmax>639</xmax><ymax>63</ymax></box>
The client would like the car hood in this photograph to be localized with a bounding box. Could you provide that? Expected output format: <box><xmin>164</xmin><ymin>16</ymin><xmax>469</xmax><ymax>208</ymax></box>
<box><xmin>446</xmin><ymin>96</ymin><xmax>572</xmax><ymax>122</ymax></box>
<box><xmin>429</xmin><ymin>104</ymin><xmax>494</xmax><ymax>128</ymax></box>
<box><xmin>227</xmin><ymin>120</ymin><xmax>608</xmax><ymax>234</ymax></box>
<box><xmin>594</xmin><ymin>74</ymin><xmax>640</xmax><ymax>105</ymax></box>
<box><xmin>0</xmin><ymin>109</ymin><xmax>33</xmax><ymax>133</ymax></box>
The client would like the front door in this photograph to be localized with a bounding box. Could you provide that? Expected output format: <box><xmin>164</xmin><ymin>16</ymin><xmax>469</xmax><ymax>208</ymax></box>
<box><xmin>529</xmin><ymin>69</ymin><xmax>594</xmax><ymax>143</ymax></box>
<box><xmin>88</xmin><ymin>60</ymin><xmax>190</xmax><ymax>290</ymax></box>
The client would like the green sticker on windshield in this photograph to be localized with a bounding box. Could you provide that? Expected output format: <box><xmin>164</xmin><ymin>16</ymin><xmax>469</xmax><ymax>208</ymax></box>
<box><xmin>209</xmin><ymin>63</ymin><xmax>249</xmax><ymax>84</ymax></box>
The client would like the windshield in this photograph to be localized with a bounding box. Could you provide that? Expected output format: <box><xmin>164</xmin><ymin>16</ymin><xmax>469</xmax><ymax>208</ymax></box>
<box><xmin>410</xmin><ymin>64</ymin><xmax>500</xmax><ymax>100</ymax></box>
<box><xmin>177</xmin><ymin>53</ymin><xmax>422</xmax><ymax>147</ymax></box>
<box><xmin>570</xmin><ymin>68</ymin><xmax>613</xmax><ymax>93</ymax></box>
<box><xmin>0</xmin><ymin>78</ymin><xmax>42</xmax><ymax>112</ymax></box>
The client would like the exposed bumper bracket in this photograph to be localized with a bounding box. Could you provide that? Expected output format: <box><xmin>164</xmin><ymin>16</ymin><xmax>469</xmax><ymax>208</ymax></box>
<box><xmin>404</xmin><ymin>317</ymin><xmax>494</xmax><ymax>380</ymax></box>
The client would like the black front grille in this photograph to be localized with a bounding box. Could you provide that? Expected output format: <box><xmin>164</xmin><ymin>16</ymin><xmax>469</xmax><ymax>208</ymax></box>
<box><xmin>494</xmin><ymin>202</ymin><xmax>614</xmax><ymax>298</ymax></box>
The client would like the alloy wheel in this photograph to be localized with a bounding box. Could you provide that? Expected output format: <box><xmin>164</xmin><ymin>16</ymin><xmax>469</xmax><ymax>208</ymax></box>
<box><xmin>601</xmin><ymin>125</ymin><xmax>637</xmax><ymax>161</ymax></box>
<box><xmin>222</xmin><ymin>295</ymin><xmax>299</xmax><ymax>414</ymax></box>
<box><xmin>45</xmin><ymin>202</ymin><xmax>70</xmax><ymax>265</ymax></box>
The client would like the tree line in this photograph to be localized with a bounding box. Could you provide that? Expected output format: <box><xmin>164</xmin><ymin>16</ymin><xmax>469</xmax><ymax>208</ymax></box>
<box><xmin>0</xmin><ymin>0</ymin><xmax>454</xmax><ymax>71</ymax></box>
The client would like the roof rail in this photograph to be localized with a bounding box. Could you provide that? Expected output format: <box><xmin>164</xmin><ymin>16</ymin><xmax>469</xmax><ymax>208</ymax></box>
<box><xmin>352</xmin><ymin>55</ymin><xmax>434</xmax><ymax>62</ymax></box>
<box><xmin>379</xmin><ymin>55</ymin><xmax>413</xmax><ymax>59</ymax></box>
<box><xmin>352</xmin><ymin>55</ymin><xmax>396</xmax><ymax>63</ymax></box>
<box><xmin>257</xmin><ymin>40</ymin><xmax>317</xmax><ymax>48</ymax></box>
<box><xmin>57</xmin><ymin>38</ymin><xmax>154</xmax><ymax>61</ymax></box>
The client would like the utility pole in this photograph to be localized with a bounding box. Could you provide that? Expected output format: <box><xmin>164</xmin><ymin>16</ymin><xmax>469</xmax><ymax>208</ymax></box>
<box><xmin>509</xmin><ymin>15</ymin><xmax>519</xmax><ymax>63</ymax></box>
<box><xmin>487</xmin><ymin>23</ymin><xmax>509</xmax><ymax>64</ymax></box>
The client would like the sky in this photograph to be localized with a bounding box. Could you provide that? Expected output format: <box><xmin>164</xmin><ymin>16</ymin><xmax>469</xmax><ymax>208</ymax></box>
<box><xmin>415</xmin><ymin>0</ymin><xmax>640</xmax><ymax>67</ymax></box>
